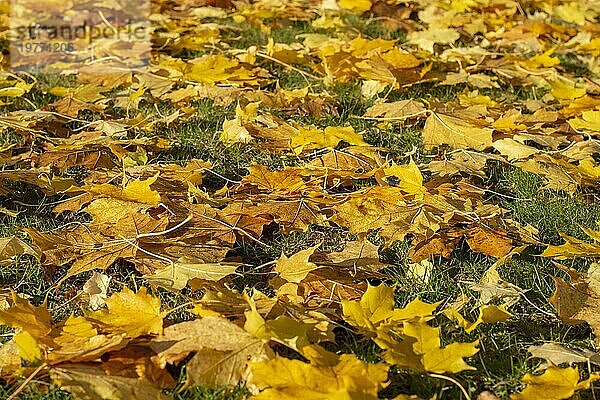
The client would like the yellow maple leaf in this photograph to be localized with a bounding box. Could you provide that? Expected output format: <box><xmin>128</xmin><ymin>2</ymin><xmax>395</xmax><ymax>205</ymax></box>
<box><xmin>380</xmin><ymin>158</ymin><xmax>425</xmax><ymax>198</ymax></box>
<box><xmin>242</xmin><ymin>165</ymin><xmax>307</xmax><ymax>194</ymax></box>
<box><xmin>249</xmin><ymin>353</ymin><xmax>388</xmax><ymax>400</ymax></box>
<box><xmin>520</xmin><ymin>48</ymin><xmax>560</xmax><ymax>69</ymax></box>
<box><xmin>291</xmin><ymin>126</ymin><xmax>369</xmax><ymax>154</ymax></box>
<box><xmin>342</xmin><ymin>284</ymin><xmax>395</xmax><ymax>331</ymax></box>
<box><xmin>0</xmin><ymin>292</ymin><xmax>52</xmax><ymax>341</ymax></box>
<box><xmin>151</xmin><ymin>317</ymin><xmax>268</xmax><ymax>388</ymax></box>
<box><xmin>85</xmin><ymin>287</ymin><xmax>164</xmax><ymax>338</ymax></box>
<box><xmin>219</xmin><ymin>118</ymin><xmax>253</xmax><ymax>145</ymax></box>
<box><xmin>445</xmin><ymin>305</ymin><xmax>512</xmax><ymax>334</ymax></box>
<box><xmin>51</xmin><ymin>364</ymin><xmax>170</xmax><ymax>400</ymax></box>
<box><xmin>48</xmin><ymin>316</ymin><xmax>126</xmax><ymax>364</ymax></box>
<box><xmin>511</xmin><ymin>366</ymin><xmax>600</xmax><ymax>400</ymax></box>
<box><xmin>542</xmin><ymin>229</ymin><xmax>600</xmax><ymax>259</ymax></box>
<box><xmin>145</xmin><ymin>258</ymin><xmax>240</xmax><ymax>290</ymax></box>
<box><xmin>568</xmin><ymin>110</ymin><xmax>600</xmax><ymax>133</ymax></box>
<box><xmin>492</xmin><ymin>138</ymin><xmax>539</xmax><ymax>161</ymax></box>
<box><xmin>549</xmin><ymin>79</ymin><xmax>586</xmax><ymax>101</ymax></box>
<box><xmin>83</xmin><ymin>174</ymin><xmax>161</xmax><ymax>205</ymax></box>
<box><xmin>338</xmin><ymin>0</ymin><xmax>372</xmax><ymax>13</ymax></box>
<box><xmin>344</xmin><ymin>287</ymin><xmax>478</xmax><ymax>373</ymax></box>
<box><xmin>275</xmin><ymin>244</ymin><xmax>320</xmax><ymax>283</ymax></box>
<box><xmin>423</xmin><ymin>111</ymin><xmax>493</xmax><ymax>151</ymax></box>
<box><xmin>14</xmin><ymin>331</ymin><xmax>42</xmax><ymax>362</ymax></box>
<box><xmin>407</xmin><ymin>27</ymin><xmax>460</xmax><ymax>53</ymax></box>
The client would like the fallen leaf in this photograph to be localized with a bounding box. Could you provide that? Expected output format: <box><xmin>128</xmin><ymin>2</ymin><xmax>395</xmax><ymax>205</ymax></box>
<box><xmin>85</xmin><ymin>287</ymin><xmax>164</xmax><ymax>338</ymax></box>
<box><xmin>275</xmin><ymin>245</ymin><xmax>321</xmax><ymax>283</ymax></box>
<box><xmin>423</xmin><ymin>111</ymin><xmax>493</xmax><ymax>151</ymax></box>
<box><xmin>510</xmin><ymin>366</ymin><xmax>600</xmax><ymax>400</ymax></box>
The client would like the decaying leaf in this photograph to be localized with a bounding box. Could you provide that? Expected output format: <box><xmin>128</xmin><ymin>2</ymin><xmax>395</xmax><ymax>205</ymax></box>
<box><xmin>528</xmin><ymin>343</ymin><xmax>600</xmax><ymax>367</ymax></box>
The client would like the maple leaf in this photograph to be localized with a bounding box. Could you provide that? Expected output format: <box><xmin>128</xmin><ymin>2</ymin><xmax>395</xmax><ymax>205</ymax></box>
<box><xmin>528</xmin><ymin>343</ymin><xmax>600</xmax><ymax>367</ymax></box>
<box><xmin>249</xmin><ymin>353</ymin><xmax>389</xmax><ymax>400</ymax></box>
<box><xmin>144</xmin><ymin>257</ymin><xmax>240</xmax><ymax>290</ymax></box>
<box><xmin>510</xmin><ymin>366</ymin><xmax>600</xmax><ymax>400</ymax></box>
<box><xmin>338</xmin><ymin>0</ymin><xmax>372</xmax><ymax>13</ymax></box>
<box><xmin>341</xmin><ymin>284</ymin><xmax>395</xmax><ymax>332</ymax></box>
<box><xmin>423</xmin><ymin>111</ymin><xmax>493</xmax><ymax>151</ymax></box>
<box><xmin>445</xmin><ymin>304</ymin><xmax>512</xmax><ymax>333</ymax></box>
<box><xmin>364</xmin><ymin>99</ymin><xmax>426</xmax><ymax>121</ymax></box>
<box><xmin>343</xmin><ymin>285</ymin><xmax>478</xmax><ymax>373</ymax></box>
<box><xmin>542</xmin><ymin>229</ymin><xmax>600</xmax><ymax>259</ymax></box>
<box><xmin>547</xmin><ymin>264</ymin><xmax>600</xmax><ymax>341</ymax></box>
<box><xmin>548</xmin><ymin>79</ymin><xmax>586</xmax><ymax>101</ymax></box>
<box><xmin>47</xmin><ymin>316</ymin><xmax>128</xmax><ymax>364</ymax></box>
<box><xmin>51</xmin><ymin>364</ymin><xmax>170</xmax><ymax>400</ymax></box>
<box><xmin>0</xmin><ymin>236</ymin><xmax>40</xmax><ymax>265</ymax></box>
<box><xmin>85</xmin><ymin>287</ymin><xmax>164</xmax><ymax>338</ymax></box>
<box><xmin>150</xmin><ymin>317</ymin><xmax>269</xmax><ymax>388</ymax></box>
<box><xmin>241</xmin><ymin>165</ymin><xmax>308</xmax><ymax>195</ymax></box>
<box><xmin>492</xmin><ymin>138</ymin><xmax>540</xmax><ymax>161</ymax></box>
<box><xmin>465</xmin><ymin>227</ymin><xmax>514</xmax><ymax>258</ymax></box>
<box><xmin>377</xmin><ymin>158</ymin><xmax>425</xmax><ymax>197</ymax></box>
<box><xmin>0</xmin><ymin>292</ymin><xmax>52</xmax><ymax>341</ymax></box>
<box><xmin>569</xmin><ymin>110</ymin><xmax>600</xmax><ymax>134</ymax></box>
<box><xmin>48</xmin><ymin>84</ymin><xmax>106</xmax><ymax>117</ymax></box>
<box><xmin>407</xmin><ymin>27</ymin><xmax>460</xmax><ymax>53</ymax></box>
<box><xmin>82</xmin><ymin>174</ymin><xmax>161</xmax><ymax>205</ymax></box>
<box><xmin>290</xmin><ymin>126</ymin><xmax>369</xmax><ymax>155</ymax></box>
<box><xmin>14</xmin><ymin>331</ymin><xmax>42</xmax><ymax>362</ymax></box>
<box><xmin>275</xmin><ymin>245</ymin><xmax>320</xmax><ymax>283</ymax></box>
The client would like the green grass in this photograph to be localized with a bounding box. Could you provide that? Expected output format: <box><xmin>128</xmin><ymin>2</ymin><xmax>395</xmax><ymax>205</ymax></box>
<box><xmin>496</xmin><ymin>167</ymin><xmax>600</xmax><ymax>244</ymax></box>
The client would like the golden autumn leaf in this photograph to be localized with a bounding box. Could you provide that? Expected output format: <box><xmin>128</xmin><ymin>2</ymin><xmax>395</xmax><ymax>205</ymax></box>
<box><xmin>14</xmin><ymin>331</ymin><xmax>42</xmax><ymax>362</ymax></box>
<box><xmin>82</xmin><ymin>174</ymin><xmax>161</xmax><ymax>205</ymax></box>
<box><xmin>342</xmin><ymin>284</ymin><xmax>395</xmax><ymax>332</ymax></box>
<box><xmin>542</xmin><ymin>229</ymin><xmax>600</xmax><ymax>259</ymax></box>
<box><xmin>423</xmin><ymin>111</ymin><xmax>493</xmax><ymax>151</ymax></box>
<box><xmin>547</xmin><ymin>265</ymin><xmax>600</xmax><ymax>340</ymax></box>
<box><xmin>291</xmin><ymin>126</ymin><xmax>369</xmax><ymax>154</ymax></box>
<box><xmin>51</xmin><ymin>364</ymin><xmax>169</xmax><ymax>400</ymax></box>
<box><xmin>407</xmin><ymin>27</ymin><xmax>460</xmax><ymax>53</ymax></box>
<box><xmin>275</xmin><ymin>244</ymin><xmax>320</xmax><ymax>283</ymax></box>
<box><xmin>0</xmin><ymin>292</ymin><xmax>52</xmax><ymax>341</ymax></box>
<box><xmin>338</xmin><ymin>0</ymin><xmax>372</xmax><ymax>13</ymax></box>
<box><xmin>242</xmin><ymin>165</ymin><xmax>307</xmax><ymax>194</ymax></box>
<box><xmin>549</xmin><ymin>79</ymin><xmax>586</xmax><ymax>101</ymax></box>
<box><xmin>379</xmin><ymin>158</ymin><xmax>425</xmax><ymax>198</ymax></box>
<box><xmin>144</xmin><ymin>257</ymin><xmax>240</xmax><ymax>290</ymax></box>
<box><xmin>85</xmin><ymin>287</ymin><xmax>164</xmax><ymax>338</ymax></box>
<box><xmin>343</xmin><ymin>286</ymin><xmax>478</xmax><ymax>373</ymax></box>
<box><xmin>569</xmin><ymin>110</ymin><xmax>600</xmax><ymax>134</ymax></box>
<box><xmin>445</xmin><ymin>304</ymin><xmax>512</xmax><ymax>333</ymax></box>
<box><xmin>220</xmin><ymin>117</ymin><xmax>253</xmax><ymax>145</ymax></box>
<box><xmin>492</xmin><ymin>138</ymin><xmax>540</xmax><ymax>161</ymax></box>
<box><xmin>249</xmin><ymin>353</ymin><xmax>389</xmax><ymax>400</ymax></box>
<box><xmin>150</xmin><ymin>317</ymin><xmax>269</xmax><ymax>388</ymax></box>
<box><xmin>510</xmin><ymin>366</ymin><xmax>600</xmax><ymax>400</ymax></box>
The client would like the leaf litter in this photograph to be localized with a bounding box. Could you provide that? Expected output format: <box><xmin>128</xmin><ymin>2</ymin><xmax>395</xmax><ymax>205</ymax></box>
<box><xmin>0</xmin><ymin>0</ymin><xmax>600</xmax><ymax>399</ymax></box>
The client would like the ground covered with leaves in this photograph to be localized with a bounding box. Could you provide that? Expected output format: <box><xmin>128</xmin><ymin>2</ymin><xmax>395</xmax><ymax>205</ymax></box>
<box><xmin>1</xmin><ymin>0</ymin><xmax>600</xmax><ymax>399</ymax></box>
